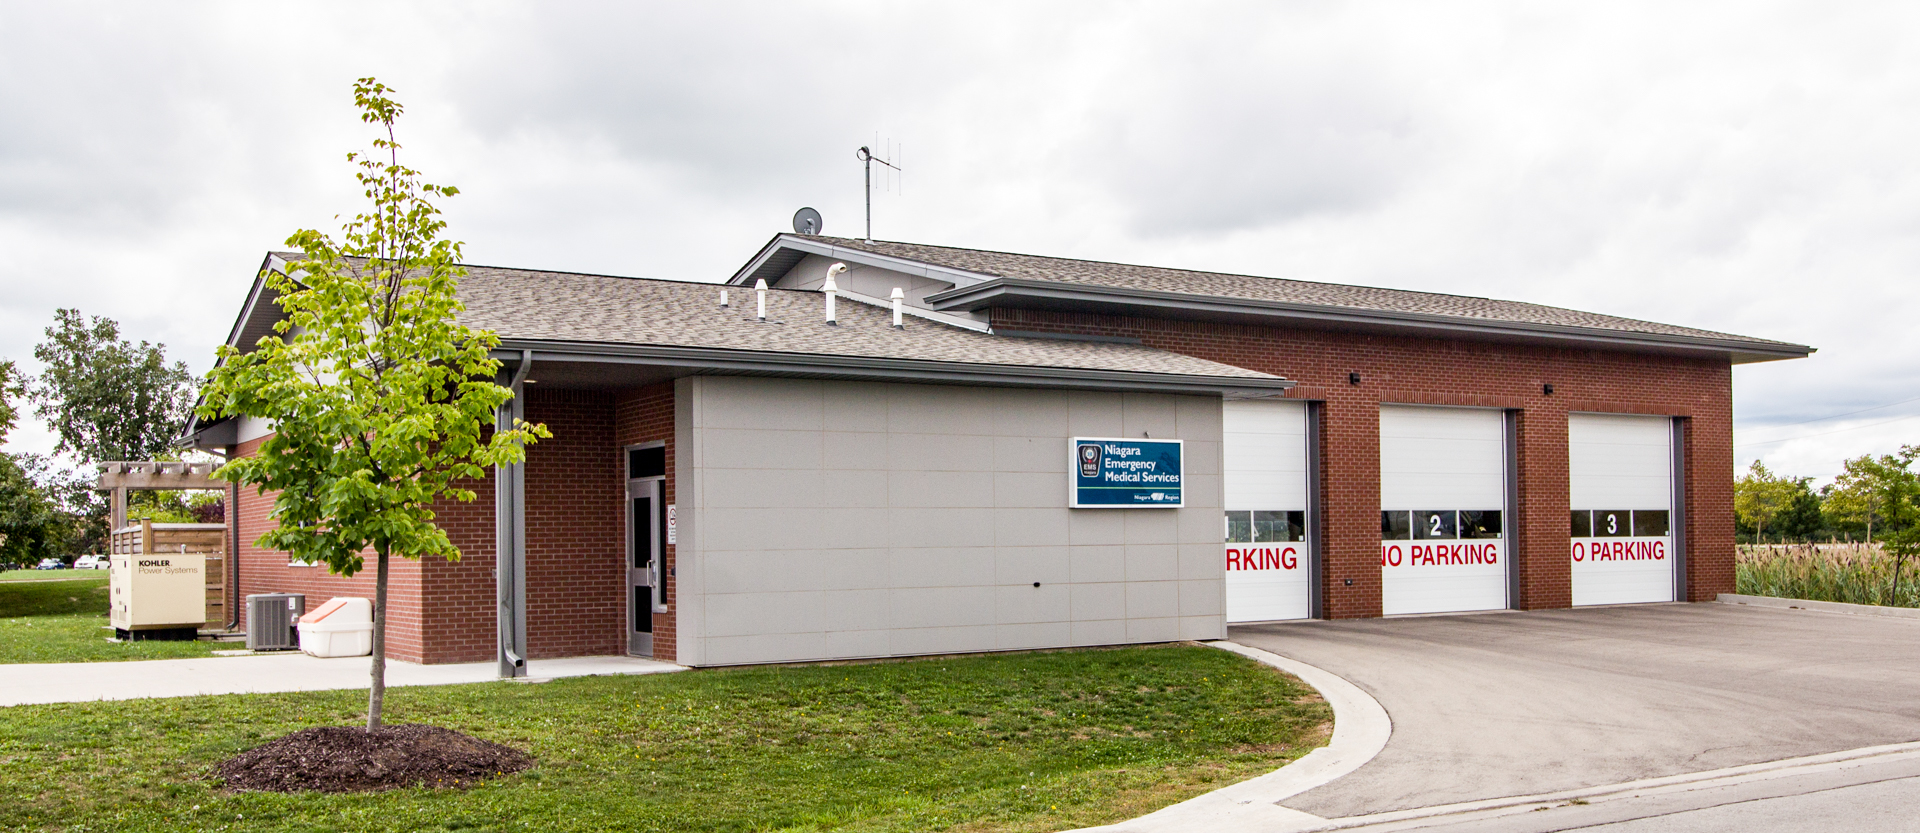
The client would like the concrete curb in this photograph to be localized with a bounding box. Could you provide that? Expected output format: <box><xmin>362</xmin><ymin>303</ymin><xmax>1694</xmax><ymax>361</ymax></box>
<box><xmin>1717</xmin><ymin>593</ymin><xmax>1920</xmax><ymax>620</ymax></box>
<box><xmin>1064</xmin><ymin>640</ymin><xmax>1391</xmax><ymax>832</ymax></box>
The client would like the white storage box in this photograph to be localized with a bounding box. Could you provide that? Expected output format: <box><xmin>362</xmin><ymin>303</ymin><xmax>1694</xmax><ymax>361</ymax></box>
<box><xmin>296</xmin><ymin>597</ymin><xmax>374</xmax><ymax>658</ymax></box>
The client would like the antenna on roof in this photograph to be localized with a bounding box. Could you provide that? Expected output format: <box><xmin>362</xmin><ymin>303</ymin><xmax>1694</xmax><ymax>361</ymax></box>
<box><xmin>855</xmin><ymin>145</ymin><xmax>900</xmax><ymax>243</ymax></box>
<box><xmin>792</xmin><ymin>206</ymin><xmax>823</xmax><ymax>236</ymax></box>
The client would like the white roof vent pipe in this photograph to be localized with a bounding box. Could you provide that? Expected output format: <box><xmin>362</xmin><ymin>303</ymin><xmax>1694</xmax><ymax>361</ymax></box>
<box><xmin>754</xmin><ymin>278</ymin><xmax>768</xmax><ymax>322</ymax></box>
<box><xmin>823</xmin><ymin>262</ymin><xmax>847</xmax><ymax>326</ymax></box>
<box><xmin>719</xmin><ymin>289</ymin><xmax>728</xmax><ymax>308</ymax></box>
<box><xmin>890</xmin><ymin>287</ymin><xmax>905</xmax><ymax>329</ymax></box>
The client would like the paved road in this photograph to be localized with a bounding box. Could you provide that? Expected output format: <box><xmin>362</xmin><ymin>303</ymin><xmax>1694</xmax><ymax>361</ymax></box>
<box><xmin>1393</xmin><ymin>751</ymin><xmax>1920</xmax><ymax>832</ymax></box>
<box><xmin>1230</xmin><ymin>603</ymin><xmax>1920</xmax><ymax>818</ymax></box>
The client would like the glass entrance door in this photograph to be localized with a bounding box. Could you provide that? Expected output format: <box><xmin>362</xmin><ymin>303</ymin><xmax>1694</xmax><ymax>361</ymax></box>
<box><xmin>627</xmin><ymin>478</ymin><xmax>662</xmax><ymax>657</ymax></box>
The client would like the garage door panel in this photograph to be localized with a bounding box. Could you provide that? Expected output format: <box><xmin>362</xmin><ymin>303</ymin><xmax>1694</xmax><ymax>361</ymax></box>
<box><xmin>1379</xmin><ymin>561</ymin><xmax>1508</xmax><ymax>616</ymax></box>
<box><xmin>1569</xmin><ymin>414</ymin><xmax>1674</xmax><ymax>606</ymax></box>
<box><xmin>1223</xmin><ymin>400</ymin><xmax>1311</xmax><ymax>623</ymax></box>
<box><xmin>1380</xmin><ymin>406</ymin><xmax>1509</xmax><ymax>615</ymax></box>
<box><xmin>1380</xmin><ymin>473</ymin><xmax>1505</xmax><ymax>510</ymax></box>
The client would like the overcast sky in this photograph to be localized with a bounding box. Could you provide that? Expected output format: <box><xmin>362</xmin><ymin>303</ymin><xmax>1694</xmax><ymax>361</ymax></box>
<box><xmin>1</xmin><ymin>2</ymin><xmax>1913</xmax><ymax>482</ymax></box>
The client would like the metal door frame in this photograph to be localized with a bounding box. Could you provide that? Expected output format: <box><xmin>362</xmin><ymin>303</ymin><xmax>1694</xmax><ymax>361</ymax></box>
<box><xmin>625</xmin><ymin>441</ymin><xmax>667</xmax><ymax>657</ymax></box>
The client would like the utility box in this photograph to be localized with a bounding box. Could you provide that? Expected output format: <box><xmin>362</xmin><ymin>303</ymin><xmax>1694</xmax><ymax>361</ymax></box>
<box><xmin>109</xmin><ymin>519</ymin><xmax>208</xmax><ymax>641</ymax></box>
<box><xmin>297</xmin><ymin>597</ymin><xmax>373</xmax><ymax>658</ymax></box>
<box><xmin>247</xmin><ymin>593</ymin><xmax>304</xmax><ymax>651</ymax></box>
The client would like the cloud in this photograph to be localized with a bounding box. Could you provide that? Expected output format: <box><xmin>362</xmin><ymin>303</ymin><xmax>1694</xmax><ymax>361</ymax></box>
<box><xmin>0</xmin><ymin>0</ymin><xmax>1916</xmax><ymax>484</ymax></box>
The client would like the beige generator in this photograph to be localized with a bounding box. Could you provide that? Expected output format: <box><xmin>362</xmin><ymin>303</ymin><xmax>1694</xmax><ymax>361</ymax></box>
<box><xmin>110</xmin><ymin>519</ymin><xmax>221</xmax><ymax>640</ymax></box>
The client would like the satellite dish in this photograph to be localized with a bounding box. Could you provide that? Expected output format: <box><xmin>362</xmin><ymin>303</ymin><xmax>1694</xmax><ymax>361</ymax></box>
<box><xmin>792</xmin><ymin>207</ymin><xmax>823</xmax><ymax>236</ymax></box>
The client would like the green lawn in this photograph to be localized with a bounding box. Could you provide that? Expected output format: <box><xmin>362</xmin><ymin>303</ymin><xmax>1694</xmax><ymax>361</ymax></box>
<box><xmin>0</xmin><ymin>643</ymin><xmax>1330</xmax><ymax>833</ymax></box>
<box><xmin>0</xmin><ymin>573</ymin><xmax>223</xmax><ymax>663</ymax></box>
<box><xmin>0</xmin><ymin>569</ymin><xmax>106</xmax><ymax>582</ymax></box>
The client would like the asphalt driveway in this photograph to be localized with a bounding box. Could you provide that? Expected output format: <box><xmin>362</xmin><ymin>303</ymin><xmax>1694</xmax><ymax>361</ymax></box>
<box><xmin>1230</xmin><ymin>602</ymin><xmax>1920</xmax><ymax>818</ymax></box>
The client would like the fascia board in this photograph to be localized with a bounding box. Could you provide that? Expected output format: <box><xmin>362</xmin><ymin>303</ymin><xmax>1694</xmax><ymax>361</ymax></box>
<box><xmin>929</xmin><ymin>280</ymin><xmax>1815</xmax><ymax>363</ymax></box>
<box><xmin>493</xmin><ymin>339</ymin><xmax>1294</xmax><ymax>396</ymax></box>
<box><xmin>727</xmin><ymin>234</ymin><xmax>1000</xmax><ymax>290</ymax></box>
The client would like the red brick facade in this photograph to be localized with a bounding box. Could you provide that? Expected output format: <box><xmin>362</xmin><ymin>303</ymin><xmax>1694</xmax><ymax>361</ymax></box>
<box><xmin>522</xmin><ymin>389</ymin><xmax>625</xmax><ymax>660</ymax></box>
<box><xmin>990</xmin><ymin>307</ymin><xmax>1737</xmax><ymax>616</ymax></box>
<box><xmin>232</xmin><ymin>383</ymin><xmax>680</xmax><ymax>665</ymax></box>
<box><xmin>230</xmin><ymin>436</ymin><xmax>495</xmax><ymax>664</ymax></box>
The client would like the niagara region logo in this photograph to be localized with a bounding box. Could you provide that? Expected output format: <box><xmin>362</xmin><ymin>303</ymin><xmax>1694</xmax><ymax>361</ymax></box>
<box><xmin>1078</xmin><ymin>443</ymin><xmax>1102</xmax><ymax>479</ymax></box>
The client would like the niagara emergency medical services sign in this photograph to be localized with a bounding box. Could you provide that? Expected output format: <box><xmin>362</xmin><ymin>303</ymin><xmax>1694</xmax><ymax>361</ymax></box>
<box><xmin>1069</xmin><ymin>438</ymin><xmax>1184</xmax><ymax>508</ymax></box>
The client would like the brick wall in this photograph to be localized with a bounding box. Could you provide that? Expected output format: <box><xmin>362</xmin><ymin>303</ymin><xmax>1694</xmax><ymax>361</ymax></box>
<box><xmin>522</xmin><ymin>388</ymin><xmax>626</xmax><ymax>659</ymax></box>
<box><xmin>231</xmin><ymin>435</ymin><xmax>427</xmax><ymax>661</ymax></box>
<box><xmin>990</xmin><ymin>307</ymin><xmax>1737</xmax><ymax>615</ymax></box>
<box><xmin>615</xmin><ymin>383</ymin><xmax>676</xmax><ymax>662</ymax></box>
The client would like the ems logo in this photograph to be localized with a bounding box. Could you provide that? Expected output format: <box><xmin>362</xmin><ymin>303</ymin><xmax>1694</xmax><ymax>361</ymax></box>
<box><xmin>1077</xmin><ymin>443</ymin><xmax>1102</xmax><ymax>478</ymax></box>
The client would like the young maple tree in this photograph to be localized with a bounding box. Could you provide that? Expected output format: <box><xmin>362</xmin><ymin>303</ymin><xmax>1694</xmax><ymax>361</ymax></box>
<box><xmin>200</xmin><ymin>78</ymin><xmax>548</xmax><ymax>730</ymax></box>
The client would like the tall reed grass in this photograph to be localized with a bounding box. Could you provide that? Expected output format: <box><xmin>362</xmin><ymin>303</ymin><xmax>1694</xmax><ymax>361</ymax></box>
<box><xmin>1736</xmin><ymin>543</ymin><xmax>1920</xmax><ymax>608</ymax></box>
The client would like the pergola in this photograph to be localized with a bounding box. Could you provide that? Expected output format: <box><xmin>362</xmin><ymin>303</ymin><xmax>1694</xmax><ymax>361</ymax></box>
<box><xmin>94</xmin><ymin>461</ymin><xmax>223</xmax><ymax>530</ymax></box>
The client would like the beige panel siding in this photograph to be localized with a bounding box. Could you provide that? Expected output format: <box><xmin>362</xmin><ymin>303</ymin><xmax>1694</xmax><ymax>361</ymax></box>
<box><xmin>681</xmin><ymin>376</ymin><xmax>1227</xmax><ymax>666</ymax></box>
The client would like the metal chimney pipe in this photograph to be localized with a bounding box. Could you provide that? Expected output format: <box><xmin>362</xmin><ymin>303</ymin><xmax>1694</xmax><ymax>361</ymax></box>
<box><xmin>824</xmin><ymin>263</ymin><xmax>847</xmax><ymax>326</ymax></box>
<box><xmin>890</xmin><ymin>287</ymin><xmax>905</xmax><ymax>329</ymax></box>
<box><xmin>755</xmin><ymin>279</ymin><xmax>768</xmax><ymax>321</ymax></box>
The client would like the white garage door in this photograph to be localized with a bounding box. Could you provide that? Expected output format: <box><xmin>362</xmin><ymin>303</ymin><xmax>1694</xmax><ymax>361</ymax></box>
<box><xmin>1569</xmin><ymin>414</ymin><xmax>1675</xmax><ymax>606</ymax></box>
<box><xmin>1224</xmin><ymin>399</ymin><xmax>1310</xmax><ymax>622</ymax></box>
<box><xmin>1379</xmin><ymin>406</ymin><xmax>1508</xmax><ymax>616</ymax></box>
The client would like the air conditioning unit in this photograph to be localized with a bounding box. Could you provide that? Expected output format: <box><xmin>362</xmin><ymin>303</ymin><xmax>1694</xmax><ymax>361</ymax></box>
<box><xmin>246</xmin><ymin>593</ymin><xmax>304</xmax><ymax>651</ymax></box>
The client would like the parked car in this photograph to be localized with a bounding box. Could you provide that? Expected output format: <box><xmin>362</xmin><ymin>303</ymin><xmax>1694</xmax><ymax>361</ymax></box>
<box><xmin>73</xmin><ymin>555</ymin><xmax>107</xmax><ymax>570</ymax></box>
<box><xmin>36</xmin><ymin>558</ymin><xmax>67</xmax><ymax>570</ymax></box>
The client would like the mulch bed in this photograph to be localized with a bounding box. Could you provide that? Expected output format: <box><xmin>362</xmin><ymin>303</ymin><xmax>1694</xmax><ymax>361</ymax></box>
<box><xmin>216</xmin><ymin>724</ymin><xmax>533</xmax><ymax>793</ymax></box>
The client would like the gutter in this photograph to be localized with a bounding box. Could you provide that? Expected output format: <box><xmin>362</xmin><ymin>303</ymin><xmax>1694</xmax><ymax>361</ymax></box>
<box><xmin>491</xmin><ymin>339</ymin><xmax>1295</xmax><ymax>396</ymax></box>
<box><xmin>926</xmin><ymin>279</ymin><xmax>1816</xmax><ymax>363</ymax></box>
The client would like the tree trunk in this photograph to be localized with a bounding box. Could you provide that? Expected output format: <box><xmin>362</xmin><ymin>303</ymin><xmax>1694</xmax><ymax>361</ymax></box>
<box><xmin>368</xmin><ymin>545</ymin><xmax>390</xmax><ymax>731</ymax></box>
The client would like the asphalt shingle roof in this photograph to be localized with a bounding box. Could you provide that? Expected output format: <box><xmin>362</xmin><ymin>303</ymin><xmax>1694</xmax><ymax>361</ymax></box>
<box><xmin>799</xmin><ymin>236</ymin><xmax>1802</xmax><ymax>350</ymax></box>
<box><xmin>444</xmin><ymin>262</ymin><xmax>1279</xmax><ymax>381</ymax></box>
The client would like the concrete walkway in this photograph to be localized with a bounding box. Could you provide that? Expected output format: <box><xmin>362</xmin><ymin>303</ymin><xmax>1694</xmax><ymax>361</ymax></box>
<box><xmin>1230</xmin><ymin>602</ymin><xmax>1920</xmax><ymax>819</ymax></box>
<box><xmin>0</xmin><ymin>652</ymin><xmax>684</xmax><ymax>707</ymax></box>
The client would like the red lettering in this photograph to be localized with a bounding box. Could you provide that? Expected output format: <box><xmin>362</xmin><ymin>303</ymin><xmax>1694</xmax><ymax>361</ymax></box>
<box><xmin>1281</xmin><ymin>547</ymin><xmax>1298</xmax><ymax>570</ymax></box>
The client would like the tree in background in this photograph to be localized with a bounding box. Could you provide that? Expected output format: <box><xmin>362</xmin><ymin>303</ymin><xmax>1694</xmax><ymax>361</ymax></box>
<box><xmin>1826</xmin><ymin>454</ymin><xmax>1895</xmax><ymax>543</ymax></box>
<box><xmin>1772</xmin><ymin>477</ymin><xmax>1825</xmax><ymax>542</ymax></box>
<box><xmin>1734</xmin><ymin>461</ymin><xmax>1799</xmax><ymax>543</ymax></box>
<box><xmin>1847</xmin><ymin>449</ymin><xmax>1920</xmax><ymax>600</ymax></box>
<box><xmin>0</xmin><ymin>362</ymin><xmax>69</xmax><ymax>567</ymax></box>
<box><xmin>30</xmin><ymin>308</ymin><xmax>196</xmax><ymax>462</ymax></box>
<box><xmin>28</xmin><ymin>308</ymin><xmax>203</xmax><ymax>546</ymax></box>
<box><xmin>199</xmin><ymin>79</ymin><xmax>546</xmax><ymax>731</ymax></box>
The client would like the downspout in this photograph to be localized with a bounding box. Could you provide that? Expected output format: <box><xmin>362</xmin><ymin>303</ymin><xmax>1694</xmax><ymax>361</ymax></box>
<box><xmin>229</xmin><ymin>466</ymin><xmax>241</xmax><ymax>630</ymax></box>
<box><xmin>497</xmin><ymin>350</ymin><xmax>533</xmax><ymax>678</ymax></box>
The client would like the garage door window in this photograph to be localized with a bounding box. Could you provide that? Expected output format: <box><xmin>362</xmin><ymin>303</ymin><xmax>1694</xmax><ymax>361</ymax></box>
<box><xmin>1226</xmin><ymin>509</ymin><xmax>1304</xmax><ymax>543</ymax></box>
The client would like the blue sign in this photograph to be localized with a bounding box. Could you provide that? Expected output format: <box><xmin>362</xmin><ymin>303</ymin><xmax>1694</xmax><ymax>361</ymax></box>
<box><xmin>1069</xmin><ymin>438</ymin><xmax>1184</xmax><ymax>508</ymax></box>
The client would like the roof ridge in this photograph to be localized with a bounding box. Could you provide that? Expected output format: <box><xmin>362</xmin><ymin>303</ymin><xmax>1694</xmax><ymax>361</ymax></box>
<box><xmin>811</xmin><ymin>235</ymin><xmax>1525</xmax><ymax>305</ymax></box>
